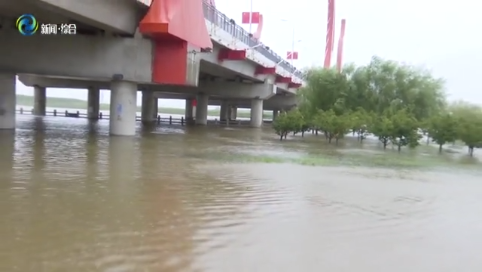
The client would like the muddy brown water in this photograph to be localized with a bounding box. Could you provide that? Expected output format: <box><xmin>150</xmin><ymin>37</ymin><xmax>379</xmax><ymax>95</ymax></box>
<box><xmin>0</xmin><ymin>115</ymin><xmax>481</xmax><ymax>272</ymax></box>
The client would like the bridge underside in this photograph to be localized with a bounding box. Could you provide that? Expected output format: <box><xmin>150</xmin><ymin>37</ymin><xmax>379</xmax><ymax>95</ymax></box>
<box><xmin>17</xmin><ymin>74</ymin><xmax>296</xmax><ymax>111</ymax></box>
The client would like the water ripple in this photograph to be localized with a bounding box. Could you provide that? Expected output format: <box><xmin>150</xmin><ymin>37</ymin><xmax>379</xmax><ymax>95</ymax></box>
<box><xmin>1</xmin><ymin>116</ymin><xmax>482</xmax><ymax>272</ymax></box>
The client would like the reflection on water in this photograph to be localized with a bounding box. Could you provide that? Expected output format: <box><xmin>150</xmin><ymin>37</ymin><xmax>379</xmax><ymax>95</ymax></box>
<box><xmin>0</xmin><ymin>115</ymin><xmax>482</xmax><ymax>271</ymax></box>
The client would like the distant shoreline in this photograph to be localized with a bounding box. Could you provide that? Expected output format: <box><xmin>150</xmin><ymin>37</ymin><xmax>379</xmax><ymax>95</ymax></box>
<box><xmin>16</xmin><ymin>95</ymin><xmax>273</xmax><ymax>119</ymax></box>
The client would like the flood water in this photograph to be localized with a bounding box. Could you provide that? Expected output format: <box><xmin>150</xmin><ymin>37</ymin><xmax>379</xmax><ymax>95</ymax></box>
<box><xmin>1</xmin><ymin>115</ymin><xmax>482</xmax><ymax>272</ymax></box>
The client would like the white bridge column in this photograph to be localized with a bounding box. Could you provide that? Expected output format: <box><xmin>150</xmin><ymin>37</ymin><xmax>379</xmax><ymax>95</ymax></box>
<box><xmin>109</xmin><ymin>81</ymin><xmax>137</xmax><ymax>136</ymax></box>
<box><xmin>250</xmin><ymin>99</ymin><xmax>263</xmax><ymax>128</ymax></box>
<box><xmin>141</xmin><ymin>91</ymin><xmax>155</xmax><ymax>123</ymax></box>
<box><xmin>153</xmin><ymin>98</ymin><xmax>158</xmax><ymax>118</ymax></box>
<box><xmin>230</xmin><ymin>106</ymin><xmax>237</xmax><ymax>120</ymax></box>
<box><xmin>185</xmin><ymin>99</ymin><xmax>194</xmax><ymax>121</ymax></box>
<box><xmin>33</xmin><ymin>85</ymin><xmax>46</xmax><ymax>116</ymax></box>
<box><xmin>195</xmin><ymin>93</ymin><xmax>208</xmax><ymax>125</ymax></box>
<box><xmin>0</xmin><ymin>73</ymin><xmax>16</xmax><ymax>129</ymax></box>
<box><xmin>220</xmin><ymin>100</ymin><xmax>228</xmax><ymax>121</ymax></box>
<box><xmin>87</xmin><ymin>86</ymin><xmax>100</xmax><ymax>120</ymax></box>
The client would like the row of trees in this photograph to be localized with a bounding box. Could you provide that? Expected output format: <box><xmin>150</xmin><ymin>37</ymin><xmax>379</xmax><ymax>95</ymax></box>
<box><xmin>273</xmin><ymin>56</ymin><xmax>482</xmax><ymax>156</ymax></box>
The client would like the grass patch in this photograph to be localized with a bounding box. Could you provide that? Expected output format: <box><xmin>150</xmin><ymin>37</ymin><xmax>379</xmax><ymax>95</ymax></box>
<box><xmin>16</xmin><ymin>95</ymin><xmax>273</xmax><ymax>119</ymax></box>
<box><xmin>198</xmin><ymin>147</ymin><xmax>481</xmax><ymax>170</ymax></box>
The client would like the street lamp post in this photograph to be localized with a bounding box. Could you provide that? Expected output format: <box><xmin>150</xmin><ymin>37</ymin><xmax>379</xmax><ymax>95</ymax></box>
<box><xmin>249</xmin><ymin>0</ymin><xmax>253</xmax><ymax>34</ymax></box>
<box><xmin>281</xmin><ymin>19</ymin><xmax>301</xmax><ymax>66</ymax></box>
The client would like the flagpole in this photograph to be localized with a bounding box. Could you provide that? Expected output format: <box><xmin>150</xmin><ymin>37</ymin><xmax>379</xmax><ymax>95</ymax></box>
<box><xmin>291</xmin><ymin>26</ymin><xmax>295</xmax><ymax>66</ymax></box>
<box><xmin>249</xmin><ymin>0</ymin><xmax>253</xmax><ymax>34</ymax></box>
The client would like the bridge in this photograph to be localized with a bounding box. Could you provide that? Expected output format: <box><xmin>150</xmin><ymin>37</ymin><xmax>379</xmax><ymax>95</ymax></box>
<box><xmin>0</xmin><ymin>0</ymin><xmax>303</xmax><ymax>135</ymax></box>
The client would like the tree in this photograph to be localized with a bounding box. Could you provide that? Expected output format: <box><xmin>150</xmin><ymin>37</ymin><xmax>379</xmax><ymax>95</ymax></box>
<box><xmin>427</xmin><ymin>113</ymin><xmax>458</xmax><ymax>152</ymax></box>
<box><xmin>272</xmin><ymin>109</ymin><xmax>304</xmax><ymax>141</ymax></box>
<box><xmin>314</xmin><ymin>110</ymin><xmax>352</xmax><ymax>144</ymax></box>
<box><xmin>369</xmin><ymin>114</ymin><xmax>393</xmax><ymax>149</ymax></box>
<box><xmin>451</xmin><ymin>103</ymin><xmax>482</xmax><ymax>156</ymax></box>
<box><xmin>389</xmin><ymin>109</ymin><xmax>421</xmax><ymax>152</ymax></box>
<box><xmin>272</xmin><ymin>112</ymin><xmax>291</xmax><ymax>140</ymax></box>
<box><xmin>350</xmin><ymin>108</ymin><xmax>371</xmax><ymax>142</ymax></box>
<box><xmin>272</xmin><ymin>56</ymin><xmax>452</xmax><ymax>151</ymax></box>
<box><xmin>362</xmin><ymin>56</ymin><xmax>445</xmax><ymax>120</ymax></box>
<box><xmin>298</xmin><ymin>68</ymin><xmax>349</xmax><ymax>113</ymax></box>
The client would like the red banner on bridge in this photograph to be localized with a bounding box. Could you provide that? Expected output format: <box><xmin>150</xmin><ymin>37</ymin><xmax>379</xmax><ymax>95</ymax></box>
<box><xmin>287</xmin><ymin>51</ymin><xmax>299</xmax><ymax>60</ymax></box>
<box><xmin>242</xmin><ymin>12</ymin><xmax>260</xmax><ymax>24</ymax></box>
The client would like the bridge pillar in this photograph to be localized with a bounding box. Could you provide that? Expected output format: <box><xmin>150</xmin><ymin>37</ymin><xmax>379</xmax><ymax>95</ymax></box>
<box><xmin>153</xmin><ymin>98</ymin><xmax>158</xmax><ymax>119</ymax></box>
<box><xmin>87</xmin><ymin>87</ymin><xmax>100</xmax><ymax>120</ymax></box>
<box><xmin>195</xmin><ymin>93</ymin><xmax>208</xmax><ymax>125</ymax></box>
<box><xmin>33</xmin><ymin>85</ymin><xmax>46</xmax><ymax>116</ymax></box>
<box><xmin>109</xmin><ymin>81</ymin><xmax>137</xmax><ymax>136</ymax></box>
<box><xmin>220</xmin><ymin>100</ymin><xmax>229</xmax><ymax>121</ymax></box>
<box><xmin>272</xmin><ymin>110</ymin><xmax>278</xmax><ymax>120</ymax></box>
<box><xmin>185</xmin><ymin>99</ymin><xmax>194</xmax><ymax>122</ymax></box>
<box><xmin>0</xmin><ymin>73</ymin><xmax>16</xmax><ymax>130</ymax></box>
<box><xmin>250</xmin><ymin>99</ymin><xmax>263</xmax><ymax>128</ymax></box>
<box><xmin>230</xmin><ymin>106</ymin><xmax>237</xmax><ymax>120</ymax></box>
<box><xmin>141</xmin><ymin>91</ymin><xmax>155</xmax><ymax>124</ymax></box>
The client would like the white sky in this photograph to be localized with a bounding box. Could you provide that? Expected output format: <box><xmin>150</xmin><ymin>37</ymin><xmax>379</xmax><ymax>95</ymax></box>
<box><xmin>16</xmin><ymin>0</ymin><xmax>482</xmax><ymax>107</ymax></box>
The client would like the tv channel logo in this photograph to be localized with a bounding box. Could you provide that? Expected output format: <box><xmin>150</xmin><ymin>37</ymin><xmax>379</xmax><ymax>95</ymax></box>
<box><xmin>16</xmin><ymin>14</ymin><xmax>39</xmax><ymax>36</ymax></box>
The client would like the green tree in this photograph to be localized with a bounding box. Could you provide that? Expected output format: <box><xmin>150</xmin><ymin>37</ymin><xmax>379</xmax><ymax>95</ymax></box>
<box><xmin>365</xmin><ymin>56</ymin><xmax>445</xmax><ymax>119</ymax></box>
<box><xmin>389</xmin><ymin>109</ymin><xmax>421</xmax><ymax>152</ymax></box>
<box><xmin>427</xmin><ymin>113</ymin><xmax>458</xmax><ymax>152</ymax></box>
<box><xmin>350</xmin><ymin>108</ymin><xmax>371</xmax><ymax>142</ymax></box>
<box><xmin>272</xmin><ymin>112</ymin><xmax>291</xmax><ymax>141</ymax></box>
<box><xmin>274</xmin><ymin>56</ymin><xmax>448</xmax><ymax>150</ymax></box>
<box><xmin>314</xmin><ymin>110</ymin><xmax>352</xmax><ymax>144</ymax></box>
<box><xmin>298</xmin><ymin>68</ymin><xmax>349</xmax><ymax>113</ymax></box>
<box><xmin>369</xmin><ymin>114</ymin><xmax>393</xmax><ymax>149</ymax></box>
<box><xmin>272</xmin><ymin>109</ymin><xmax>304</xmax><ymax>141</ymax></box>
<box><xmin>451</xmin><ymin>103</ymin><xmax>482</xmax><ymax>156</ymax></box>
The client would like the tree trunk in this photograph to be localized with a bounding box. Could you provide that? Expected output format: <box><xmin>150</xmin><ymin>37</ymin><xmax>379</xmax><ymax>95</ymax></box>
<box><xmin>439</xmin><ymin>144</ymin><xmax>443</xmax><ymax>153</ymax></box>
<box><xmin>335</xmin><ymin>138</ymin><xmax>339</xmax><ymax>145</ymax></box>
<box><xmin>301</xmin><ymin>131</ymin><xmax>305</xmax><ymax>137</ymax></box>
<box><xmin>383</xmin><ymin>142</ymin><xmax>387</xmax><ymax>149</ymax></box>
<box><xmin>426</xmin><ymin>136</ymin><xmax>430</xmax><ymax>145</ymax></box>
<box><xmin>469</xmin><ymin>146</ymin><xmax>474</xmax><ymax>157</ymax></box>
<box><xmin>397</xmin><ymin>144</ymin><xmax>401</xmax><ymax>152</ymax></box>
<box><xmin>328</xmin><ymin>137</ymin><xmax>332</xmax><ymax>144</ymax></box>
<box><xmin>279</xmin><ymin>134</ymin><xmax>283</xmax><ymax>141</ymax></box>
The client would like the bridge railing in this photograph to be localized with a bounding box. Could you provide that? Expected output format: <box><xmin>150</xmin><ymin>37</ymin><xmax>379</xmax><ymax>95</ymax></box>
<box><xmin>202</xmin><ymin>1</ymin><xmax>303</xmax><ymax>79</ymax></box>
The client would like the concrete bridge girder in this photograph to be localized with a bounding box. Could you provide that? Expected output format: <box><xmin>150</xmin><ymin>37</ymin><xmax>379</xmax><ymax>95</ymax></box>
<box><xmin>153</xmin><ymin>92</ymin><xmax>296</xmax><ymax>111</ymax></box>
<box><xmin>36</xmin><ymin>0</ymin><xmax>144</xmax><ymax>34</ymax></box>
<box><xmin>4</xmin><ymin>32</ymin><xmax>296</xmax><ymax>95</ymax></box>
<box><xmin>18</xmin><ymin>75</ymin><xmax>280</xmax><ymax>100</ymax></box>
<box><xmin>194</xmin><ymin>48</ymin><xmax>295</xmax><ymax>94</ymax></box>
<box><xmin>17</xmin><ymin>74</ymin><xmax>296</xmax><ymax>110</ymax></box>
<box><xmin>1</xmin><ymin>32</ymin><xmax>152</xmax><ymax>83</ymax></box>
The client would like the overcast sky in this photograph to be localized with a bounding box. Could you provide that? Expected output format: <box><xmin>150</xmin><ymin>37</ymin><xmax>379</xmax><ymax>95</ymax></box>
<box><xmin>16</xmin><ymin>0</ymin><xmax>482</xmax><ymax>107</ymax></box>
